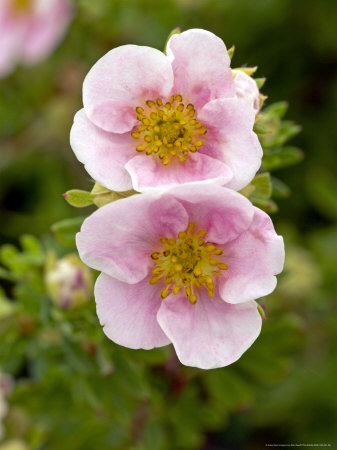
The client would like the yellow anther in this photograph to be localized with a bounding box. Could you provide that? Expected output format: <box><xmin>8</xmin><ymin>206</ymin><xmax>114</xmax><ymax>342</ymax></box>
<box><xmin>156</xmin><ymin>98</ymin><xmax>163</xmax><ymax>106</ymax></box>
<box><xmin>205</xmin><ymin>244</ymin><xmax>215</xmax><ymax>252</ymax></box>
<box><xmin>162</xmin><ymin>157</ymin><xmax>170</xmax><ymax>165</ymax></box>
<box><xmin>142</xmin><ymin>118</ymin><xmax>150</xmax><ymax>126</ymax></box>
<box><xmin>131</xmin><ymin>131</ymin><xmax>140</xmax><ymax>139</ymax></box>
<box><xmin>175</xmin><ymin>94</ymin><xmax>183</xmax><ymax>102</ymax></box>
<box><xmin>197</xmin><ymin>229</ymin><xmax>208</xmax><ymax>237</ymax></box>
<box><xmin>144</xmin><ymin>135</ymin><xmax>152</xmax><ymax>143</ymax></box>
<box><xmin>189</xmin><ymin>294</ymin><xmax>198</xmax><ymax>304</ymax></box>
<box><xmin>160</xmin><ymin>237</ymin><xmax>168</xmax><ymax>244</ymax></box>
<box><xmin>213</xmin><ymin>248</ymin><xmax>223</xmax><ymax>255</ymax></box>
<box><xmin>165</xmin><ymin>102</ymin><xmax>171</xmax><ymax>110</ymax></box>
<box><xmin>151</xmin><ymin>252</ymin><xmax>160</xmax><ymax>260</ymax></box>
<box><xmin>150</xmin><ymin>112</ymin><xmax>158</xmax><ymax>120</ymax></box>
<box><xmin>149</xmin><ymin>276</ymin><xmax>159</xmax><ymax>285</ymax></box>
<box><xmin>177</xmin><ymin>104</ymin><xmax>184</xmax><ymax>112</ymax></box>
<box><xmin>152</xmin><ymin>267</ymin><xmax>164</xmax><ymax>275</ymax></box>
<box><xmin>160</xmin><ymin>288</ymin><xmax>170</xmax><ymax>299</ymax></box>
<box><xmin>205</xmin><ymin>275</ymin><xmax>214</xmax><ymax>286</ymax></box>
<box><xmin>212</xmin><ymin>271</ymin><xmax>222</xmax><ymax>276</ymax></box>
<box><xmin>178</xmin><ymin>231</ymin><xmax>186</xmax><ymax>239</ymax></box>
<box><xmin>193</xmin><ymin>267</ymin><xmax>202</xmax><ymax>277</ymax></box>
<box><xmin>136</xmin><ymin>106</ymin><xmax>144</xmax><ymax>114</ymax></box>
<box><xmin>217</xmin><ymin>262</ymin><xmax>229</xmax><ymax>270</ymax></box>
<box><xmin>168</xmin><ymin>238</ymin><xmax>176</xmax><ymax>245</ymax></box>
<box><xmin>146</xmin><ymin>100</ymin><xmax>155</xmax><ymax>107</ymax></box>
<box><xmin>173</xmin><ymin>285</ymin><xmax>181</xmax><ymax>295</ymax></box>
<box><xmin>199</xmin><ymin>128</ymin><xmax>207</xmax><ymax>135</ymax></box>
<box><xmin>186</xmin><ymin>222</ymin><xmax>195</xmax><ymax>234</ymax></box>
<box><xmin>209</xmin><ymin>258</ymin><xmax>219</xmax><ymax>265</ymax></box>
<box><xmin>174</xmin><ymin>264</ymin><xmax>183</xmax><ymax>272</ymax></box>
<box><xmin>185</xmin><ymin>286</ymin><xmax>191</xmax><ymax>298</ymax></box>
<box><xmin>136</xmin><ymin>145</ymin><xmax>145</xmax><ymax>152</ymax></box>
<box><xmin>195</xmin><ymin>140</ymin><xmax>204</xmax><ymax>147</ymax></box>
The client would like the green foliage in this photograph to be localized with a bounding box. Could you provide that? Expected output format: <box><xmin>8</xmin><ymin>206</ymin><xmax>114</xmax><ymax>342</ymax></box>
<box><xmin>1</xmin><ymin>0</ymin><xmax>337</xmax><ymax>448</ymax></box>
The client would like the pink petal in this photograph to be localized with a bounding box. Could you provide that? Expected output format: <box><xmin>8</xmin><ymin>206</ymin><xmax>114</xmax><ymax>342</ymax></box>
<box><xmin>70</xmin><ymin>109</ymin><xmax>133</xmax><ymax>191</ymax></box>
<box><xmin>167</xmin><ymin>184</ymin><xmax>254</xmax><ymax>245</ymax></box>
<box><xmin>166</xmin><ymin>29</ymin><xmax>235</xmax><ymax>109</ymax></box>
<box><xmin>0</xmin><ymin>9</ymin><xmax>23</xmax><ymax>77</ymax></box>
<box><xmin>21</xmin><ymin>0</ymin><xmax>73</xmax><ymax>65</ymax></box>
<box><xmin>76</xmin><ymin>193</ymin><xmax>189</xmax><ymax>284</ymax></box>
<box><xmin>219</xmin><ymin>207</ymin><xmax>285</xmax><ymax>304</ymax></box>
<box><xmin>83</xmin><ymin>45</ymin><xmax>174</xmax><ymax>134</ymax></box>
<box><xmin>125</xmin><ymin>153</ymin><xmax>233</xmax><ymax>192</ymax></box>
<box><xmin>233</xmin><ymin>70</ymin><xmax>260</xmax><ymax>113</ymax></box>
<box><xmin>157</xmin><ymin>293</ymin><xmax>262</xmax><ymax>369</ymax></box>
<box><xmin>96</xmin><ymin>273</ymin><xmax>170</xmax><ymax>350</ymax></box>
<box><xmin>198</xmin><ymin>97</ymin><xmax>263</xmax><ymax>191</ymax></box>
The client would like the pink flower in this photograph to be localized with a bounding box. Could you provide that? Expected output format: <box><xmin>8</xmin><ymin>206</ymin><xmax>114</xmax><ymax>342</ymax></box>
<box><xmin>0</xmin><ymin>0</ymin><xmax>73</xmax><ymax>78</ymax></box>
<box><xmin>76</xmin><ymin>184</ymin><xmax>284</xmax><ymax>369</ymax></box>
<box><xmin>70</xmin><ymin>29</ymin><xmax>263</xmax><ymax>193</ymax></box>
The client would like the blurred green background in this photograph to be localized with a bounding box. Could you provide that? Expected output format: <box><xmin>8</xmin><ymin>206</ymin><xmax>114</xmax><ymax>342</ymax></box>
<box><xmin>1</xmin><ymin>0</ymin><xmax>337</xmax><ymax>449</ymax></box>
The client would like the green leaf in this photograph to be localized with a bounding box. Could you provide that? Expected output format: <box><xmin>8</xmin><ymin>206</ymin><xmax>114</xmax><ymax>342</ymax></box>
<box><xmin>250</xmin><ymin>196</ymin><xmax>279</xmax><ymax>213</ymax></box>
<box><xmin>263</xmin><ymin>101</ymin><xmax>289</xmax><ymax>119</ymax></box>
<box><xmin>255</xmin><ymin>77</ymin><xmax>266</xmax><ymax>89</ymax></box>
<box><xmin>0</xmin><ymin>244</ymin><xmax>19</xmax><ymax>267</ymax></box>
<box><xmin>271</xmin><ymin>176</ymin><xmax>291</xmax><ymax>198</ymax></box>
<box><xmin>227</xmin><ymin>45</ymin><xmax>235</xmax><ymax>60</ymax></box>
<box><xmin>240</xmin><ymin>173</ymin><xmax>272</xmax><ymax>200</ymax></box>
<box><xmin>263</xmin><ymin>146</ymin><xmax>304</xmax><ymax>171</ymax></box>
<box><xmin>253</xmin><ymin>120</ymin><xmax>270</xmax><ymax>135</ymax></box>
<box><xmin>50</xmin><ymin>216</ymin><xmax>85</xmax><ymax>246</ymax></box>
<box><xmin>63</xmin><ymin>189</ymin><xmax>94</xmax><ymax>208</ymax></box>
<box><xmin>271</xmin><ymin>121</ymin><xmax>302</xmax><ymax>147</ymax></box>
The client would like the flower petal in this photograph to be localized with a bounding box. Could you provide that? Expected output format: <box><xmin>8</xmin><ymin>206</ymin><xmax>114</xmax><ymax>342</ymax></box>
<box><xmin>219</xmin><ymin>207</ymin><xmax>285</xmax><ymax>304</ymax></box>
<box><xmin>125</xmin><ymin>153</ymin><xmax>233</xmax><ymax>192</ymax></box>
<box><xmin>21</xmin><ymin>0</ymin><xmax>72</xmax><ymax>65</ymax></box>
<box><xmin>198</xmin><ymin>97</ymin><xmax>263</xmax><ymax>190</ymax></box>
<box><xmin>157</xmin><ymin>293</ymin><xmax>262</xmax><ymax>369</ymax></box>
<box><xmin>166</xmin><ymin>29</ymin><xmax>235</xmax><ymax>109</ymax></box>
<box><xmin>76</xmin><ymin>192</ymin><xmax>189</xmax><ymax>283</ymax></box>
<box><xmin>83</xmin><ymin>45</ymin><xmax>174</xmax><ymax>133</ymax></box>
<box><xmin>70</xmin><ymin>109</ymin><xmax>133</xmax><ymax>191</ymax></box>
<box><xmin>233</xmin><ymin>70</ymin><xmax>260</xmax><ymax>113</ymax></box>
<box><xmin>167</xmin><ymin>184</ymin><xmax>254</xmax><ymax>245</ymax></box>
<box><xmin>96</xmin><ymin>273</ymin><xmax>170</xmax><ymax>350</ymax></box>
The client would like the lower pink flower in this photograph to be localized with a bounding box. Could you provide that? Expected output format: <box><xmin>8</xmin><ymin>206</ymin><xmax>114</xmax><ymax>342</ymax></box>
<box><xmin>0</xmin><ymin>0</ymin><xmax>73</xmax><ymax>78</ymax></box>
<box><xmin>76</xmin><ymin>184</ymin><xmax>284</xmax><ymax>369</ymax></box>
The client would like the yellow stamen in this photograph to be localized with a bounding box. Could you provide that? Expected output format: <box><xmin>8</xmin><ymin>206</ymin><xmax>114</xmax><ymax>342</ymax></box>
<box><xmin>148</xmin><ymin>222</ymin><xmax>228</xmax><ymax>304</ymax></box>
<box><xmin>132</xmin><ymin>94</ymin><xmax>207</xmax><ymax>165</ymax></box>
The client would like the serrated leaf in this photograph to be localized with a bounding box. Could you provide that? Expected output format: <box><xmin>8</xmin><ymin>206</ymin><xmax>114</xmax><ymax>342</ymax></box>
<box><xmin>63</xmin><ymin>189</ymin><xmax>94</xmax><ymax>208</ymax></box>
<box><xmin>263</xmin><ymin>146</ymin><xmax>304</xmax><ymax>170</ymax></box>
<box><xmin>50</xmin><ymin>216</ymin><xmax>85</xmax><ymax>246</ymax></box>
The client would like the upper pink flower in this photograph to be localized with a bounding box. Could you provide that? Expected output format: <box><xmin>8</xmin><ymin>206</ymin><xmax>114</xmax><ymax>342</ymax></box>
<box><xmin>0</xmin><ymin>0</ymin><xmax>73</xmax><ymax>78</ymax></box>
<box><xmin>70</xmin><ymin>29</ymin><xmax>263</xmax><ymax>193</ymax></box>
<box><xmin>76</xmin><ymin>184</ymin><xmax>284</xmax><ymax>369</ymax></box>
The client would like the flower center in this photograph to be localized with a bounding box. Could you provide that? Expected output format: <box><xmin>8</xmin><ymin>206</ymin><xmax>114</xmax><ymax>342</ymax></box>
<box><xmin>149</xmin><ymin>222</ymin><xmax>228</xmax><ymax>304</ymax></box>
<box><xmin>11</xmin><ymin>0</ymin><xmax>33</xmax><ymax>14</ymax></box>
<box><xmin>131</xmin><ymin>95</ymin><xmax>207</xmax><ymax>166</ymax></box>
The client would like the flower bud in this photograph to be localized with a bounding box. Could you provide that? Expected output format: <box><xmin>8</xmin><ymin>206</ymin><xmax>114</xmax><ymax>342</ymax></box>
<box><xmin>45</xmin><ymin>254</ymin><xmax>93</xmax><ymax>309</ymax></box>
